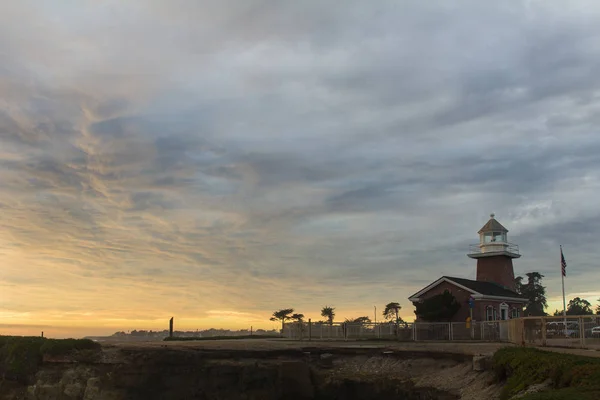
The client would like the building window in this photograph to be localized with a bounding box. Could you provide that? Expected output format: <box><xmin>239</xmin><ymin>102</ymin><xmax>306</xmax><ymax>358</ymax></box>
<box><xmin>486</xmin><ymin>306</ymin><xmax>494</xmax><ymax>321</ymax></box>
<box><xmin>511</xmin><ymin>308</ymin><xmax>520</xmax><ymax>319</ymax></box>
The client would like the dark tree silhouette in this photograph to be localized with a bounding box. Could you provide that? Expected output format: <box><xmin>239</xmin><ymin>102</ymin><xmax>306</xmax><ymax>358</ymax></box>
<box><xmin>414</xmin><ymin>290</ymin><xmax>461</xmax><ymax>322</ymax></box>
<box><xmin>515</xmin><ymin>272</ymin><xmax>547</xmax><ymax>316</ymax></box>
<box><xmin>383</xmin><ymin>302</ymin><xmax>402</xmax><ymax>324</ymax></box>
<box><xmin>321</xmin><ymin>306</ymin><xmax>335</xmax><ymax>326</ymax></box>
<box><xmin>566</xmin><ymin>297</ymin><xmax>593</xmax><ymax>315</ymax></box>
<box><xmin>270</xmin><ymin>308</ymin><xmax>294</xmax><ymax>332</ymax></box>
<box><xmin>291</xmin><ymin>313</ymin><xmax>305</xmax><ymax>323</ymax></box>
<box><xmin>344</xmin><ymin>316</ymin><xmax>371</xmax><ymax>324</ymax></box>
<box><xmin>596</xmin><ymin>299</ymin><xmax>600</xmax><ymax>315</ymax></box>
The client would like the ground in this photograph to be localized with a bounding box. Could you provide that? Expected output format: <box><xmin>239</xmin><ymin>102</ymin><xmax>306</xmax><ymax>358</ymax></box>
<box><xmin>102</xmin><ymin>338</ymin><xmax>600</xmax><ymax>358</ymax></box>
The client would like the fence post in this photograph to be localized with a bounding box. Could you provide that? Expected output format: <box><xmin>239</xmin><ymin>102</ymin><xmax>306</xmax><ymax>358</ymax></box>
<box><xmin>413</xmin><ymin>322</ymin><xmax>417</xmax><ymax>341</ymax></box>
<box><xmin>449</xmin><ymin>323</ymin><xmax>453</xmax><ymax>341</ymax></box>
<box><xmin>343</xmin><ymin>323</ymin><xmax>347</xmax><ymax>341</ymax></box>
<box><xmin>308</xmin><ymin>319</ymin><xmax>312</xmax><ymax>341</ymax></box>
<box><xmin>480</xmin><ymin>322</ymin><xmax>484</xmax><ymax>341</ymax></box>
<box><xmin>579</xmin><ymin>316</ymin><xmax>584</xmax><ymax>348</ymax></box>
<box><xmin>541</xmin><ymin>317</ymin><xmax>547</xmax><ymax>346</ymax></box>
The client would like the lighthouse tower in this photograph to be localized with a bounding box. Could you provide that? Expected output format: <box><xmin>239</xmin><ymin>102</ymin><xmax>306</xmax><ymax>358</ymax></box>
<box><xmin>468</xmin><ymin>213</ymin><xmax>520</xmax><ymax>291</ymax></box>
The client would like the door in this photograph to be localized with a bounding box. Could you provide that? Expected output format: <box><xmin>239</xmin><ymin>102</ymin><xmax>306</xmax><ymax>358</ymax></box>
<box><xmin>499</xmin><ymin>304</ymin><xmax>509</xmax><ymax>340</ymax></box>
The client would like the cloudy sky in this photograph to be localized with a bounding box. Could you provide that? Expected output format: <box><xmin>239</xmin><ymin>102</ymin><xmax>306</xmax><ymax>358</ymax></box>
<box><xmin>1</xmin><ymin>1</ymin><xmax>600</xmax><ymax>338</ymax></box>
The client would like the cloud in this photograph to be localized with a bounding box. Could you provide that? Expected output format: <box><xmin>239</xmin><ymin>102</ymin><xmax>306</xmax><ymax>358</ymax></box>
<box><xmin>1</xmin><ymin>1</ymin><xmax>600</xmax><ymax>335</ymax></box>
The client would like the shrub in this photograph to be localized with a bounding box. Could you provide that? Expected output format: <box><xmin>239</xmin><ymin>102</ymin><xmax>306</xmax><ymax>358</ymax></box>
<box><xmin>0</xmin><ymin>336</ymin><xmax>102</xmax><ymax>384</ymax></box>
<box><xmin>493</xmin><ymin>347</ymin><xmax>600</xmax><ymax>400</ymax></box>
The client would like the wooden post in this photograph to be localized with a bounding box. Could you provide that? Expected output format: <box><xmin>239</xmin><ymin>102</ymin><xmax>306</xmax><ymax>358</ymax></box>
<box><xmin>169</xmin><ymin>317</ymin><xmax>174</xmax><ymax>338</ymax></box>
<box><xmin>41</xmin><ymin>331</ymin><xmax>44</xmax><ymax>338</ymax></box>
<box><xmin>250</xmin><ymin>326</ymin><xmax>253</xmax><ymax>336</ymax></box>
<box><xmin>449</xmin><ymin>322</ymin><xmax>453</xmax><ymax>341</ymax></box>
<box><xmin>413</xmin><ymin>322</ymin><xmax>417</xmax><ymax>341</ymax></box>
<box><xmin>308</xmin><ymin>319</ymin><xmax>312</xmax><ymax>341</ymax></box>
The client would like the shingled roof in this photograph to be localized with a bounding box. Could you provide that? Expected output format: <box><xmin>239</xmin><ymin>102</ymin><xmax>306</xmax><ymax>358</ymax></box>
<box><xmin>478</xmin><ymin>215</ymin><xmax>508</xmax><ymax>234</ymax></box>
<box><xmin>408</xmin><ymin>276</ymin><xmax>527</xmax><ymax>301</ymax></box>
<box><xmin>442</xmin><ymin>276</ymin><xmax>525</xmax><ymax>298</ymax></box>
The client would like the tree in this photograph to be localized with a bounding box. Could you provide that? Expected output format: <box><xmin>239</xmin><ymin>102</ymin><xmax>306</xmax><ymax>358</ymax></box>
<box><xmin>291</xmin><ymin>313</ymin><xmax>305</xmax><ymax>323</ymax></box>
<box><xmin>321</xmin><ymin>306</ymin><xmax>335</xmax><ymax>326</ymax></box>
<box><xmin>514</xmin><ymin>272</ymin><xmax>547</xmax><ymax>316</ymax></box>
<box><xmin>344</xmin><ymin>316</ymin><xmax>371</xmax><ymax>324</ymax></box>
<box><xmin>596</xmin><ymin>299</ymin><xmax>600</xmax><ymax>315</ymax></box>
<box><xmin>270</xmin><ymin>308</ymin><xmax>294</xmax><ymax>332</ymax></box>
<box><xmin>566</xmin><ymin>297</ymin><xmax>593</xmax><ymax>315</ymax></box>
<box><xmin>414</xmin><ymin>290</ymin><xmax>461</xmax><ymax>322</ymax></box>
<box><xmin>383</xmin><ymin>302</ymin><xmax>402</xmax><ymax>324</ymax></box>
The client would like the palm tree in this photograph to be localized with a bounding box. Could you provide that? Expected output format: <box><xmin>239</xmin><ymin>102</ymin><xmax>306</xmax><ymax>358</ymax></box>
<box><xmin>321</xmin><ymin>306</ymin><xmax>335</xmax><ymax>326</ymax></box>
<box><xmin>291</xmin><ymin>313</ymin><xmax>305</xmax><ymax>323</ymax></box>
<box><xmin>270</xmin><ymin>308</ymin><xmax>294</xmax><ymax>332</ymax></box>
<box><xmin>383</xmin><ymin>302</ymin><xmax>402</xmax><ymax>324</ymax></box>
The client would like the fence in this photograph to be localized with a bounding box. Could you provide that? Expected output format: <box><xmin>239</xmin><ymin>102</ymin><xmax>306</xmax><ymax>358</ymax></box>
<box><xmin>282</xmin><ymin>320</ymin><xmax>512</xmax><ymax>342</ymax></box>
<box><xmin>509</xmin><ymin>315</ymin><xmax>600</xmax><ymax>349</ymax></box>
<box><xmin>282</xmin><ymin>316</ymin><xmax>600</xmax><ymax>349</ymax></box>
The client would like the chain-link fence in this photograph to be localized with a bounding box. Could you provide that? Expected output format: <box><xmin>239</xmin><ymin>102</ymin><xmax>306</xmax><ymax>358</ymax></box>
<box><xmin>282</xmin><ymin>316</ymin><xmax>600</xmax><ymax>349</ymax></box>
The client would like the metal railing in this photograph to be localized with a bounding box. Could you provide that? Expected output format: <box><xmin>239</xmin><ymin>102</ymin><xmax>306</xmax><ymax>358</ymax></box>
<box><xmin>510</xmin><ymin>315</ymin><xmax>600</xmax><ymax>349</ymax></box>
<box><xmin>282</xmin><ymin>316</ymin><xmax>600</xmax><ymax>349</ymax></box>
<box><xmin>282</xmin><ymin>320</ymin><xmax>512</xmax><ymax>342</ymax></box>
<box><xmin>468</xmin><ymin>242</ymin><xmax>520</xmax><ymax>255</ymax></box>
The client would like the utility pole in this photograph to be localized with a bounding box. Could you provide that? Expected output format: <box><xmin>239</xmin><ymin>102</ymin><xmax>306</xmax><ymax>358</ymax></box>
<box><xmin>374</xmin><ymin>306</ymin><xmax>377</xmax><ymax>324</ymax></box>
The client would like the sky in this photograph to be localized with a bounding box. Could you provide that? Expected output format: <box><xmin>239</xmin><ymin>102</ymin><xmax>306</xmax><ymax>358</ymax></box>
<box><xmin>1</xmin><ymin>1</ymin><xmax>600</xmax><ymax>338</ymax></box>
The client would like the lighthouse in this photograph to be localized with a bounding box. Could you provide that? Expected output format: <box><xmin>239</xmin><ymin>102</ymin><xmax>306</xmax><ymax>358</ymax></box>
<box><xmin>467</xmin><ymin>213</ymin><xmax>520</xmax><ymax>291</ymax></box>
<box><xmin>408</xmin><ymin>213</ymin><xmax>527</xmax><ymax>322</ymax></box>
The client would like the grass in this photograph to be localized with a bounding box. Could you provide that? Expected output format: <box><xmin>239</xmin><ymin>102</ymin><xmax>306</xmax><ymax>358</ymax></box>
<box><xmin>163</xmin><ymin>334</ymin><xmax>283</xmax><ymax>341</ymax></box>
<box><xmin>493</xmin><ymin>347</ymin><xmax>600</xmax><ymax>400</ymax></box>
<box><xmin>0</xmin><ymin>336</ymin><xmax>101</xmax><ymax>384</ymax></box>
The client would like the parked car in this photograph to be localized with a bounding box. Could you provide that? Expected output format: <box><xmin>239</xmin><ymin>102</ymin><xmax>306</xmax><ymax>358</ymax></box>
<box><xmin>591</xmin><ymin>327</ymin><xmax>600</xmax><ymax>338</ymax></box>
<box><xmin>546</xmin><ymin>322</ymin><xmax>579</xmax><ymax>338</ymax></box>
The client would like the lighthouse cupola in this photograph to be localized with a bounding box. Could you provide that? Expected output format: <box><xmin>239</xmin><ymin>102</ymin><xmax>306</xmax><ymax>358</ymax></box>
<box><xmin>468</xmin><ymin>213</ymin><xmax>520</xmax><ymax>291</ymax></box>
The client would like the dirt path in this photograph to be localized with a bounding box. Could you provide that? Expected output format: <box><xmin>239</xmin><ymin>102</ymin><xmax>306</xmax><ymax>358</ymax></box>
<box><xmin>104</xmin><ymin>338</ymin><xmax>600</xmax><ymax>358</ymax></box>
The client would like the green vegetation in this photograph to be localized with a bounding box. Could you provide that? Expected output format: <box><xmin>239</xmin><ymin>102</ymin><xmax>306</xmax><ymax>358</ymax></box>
<box><xmin>0</xmin><ymin>336</ymin><xmax>101</xmax><ymax>383</ymax></box>
<box><xmin>163</xmin><ymin>334</ymin><xmax>283</xmax><ymax>341</ymax></box>
<box><xmin>493</xmin><ymin>347</ymin><xmax>600</xmax><ymax>400</ymax></box>
<box><xmin>515</xmin><ymin>272</ymin><xmax>548</xmax><ymax>316</ymax></box>
<box><xmin>414</xmin><ymin>290</ymin><xmax>460</xmax><ymax>322</ymax></box>
<box><xmin>566</xmin><ymin>297</ymin><xmax>594</xmax><ymax>315</ymax></box>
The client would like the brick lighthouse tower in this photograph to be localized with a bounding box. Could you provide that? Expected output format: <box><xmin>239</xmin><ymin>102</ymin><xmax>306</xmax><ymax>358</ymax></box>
<box><xmin>468</xmin><ymin>213</ymin><xmax>520</xmax><ymax>291</ymax></box>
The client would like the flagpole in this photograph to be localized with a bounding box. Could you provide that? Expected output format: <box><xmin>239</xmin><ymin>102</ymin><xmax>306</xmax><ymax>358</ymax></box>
<box><xmin>561</xmin><ymin>245</ymin><xmax>567</xmax><ymax>332</ymax></box>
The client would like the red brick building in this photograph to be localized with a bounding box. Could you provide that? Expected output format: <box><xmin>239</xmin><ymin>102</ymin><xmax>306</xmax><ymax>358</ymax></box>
<box><xmin>408</xmin><ymin>214</ymin><xmax>528</xmax><ymax>322</ymax></box>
